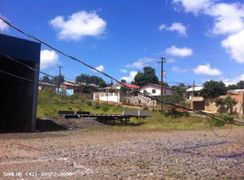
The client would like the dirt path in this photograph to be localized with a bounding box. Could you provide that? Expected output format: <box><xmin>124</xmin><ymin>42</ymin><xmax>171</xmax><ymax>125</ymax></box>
<box><xmin>0</xmin><ymin>127</ymin><xmax>243</xmax><ymax>179</ymax></box>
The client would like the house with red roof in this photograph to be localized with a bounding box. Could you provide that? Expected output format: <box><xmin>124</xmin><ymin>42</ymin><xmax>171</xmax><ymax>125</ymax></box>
<box><xmin>93</xmin><ymin>83</ymin><xmax>139</xmax><ymax>104</ymax></box>
<box><xmin>112</xmin><ymin>83</ymin><xmax>140</xmax><ymax>90</ymax></box>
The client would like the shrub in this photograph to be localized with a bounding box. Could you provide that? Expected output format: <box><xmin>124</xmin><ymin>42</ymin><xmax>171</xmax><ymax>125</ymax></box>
<box><xmin>210</xmin><ymin>115</ymin><xmax>234</xmax><ymax>127</ymax></box>
<box><xmin>86</xmin><ymin>101</ymin><xmax>93</xmax><ymax>106</ymax></box>
<box><xmin>94</xmin><ymin>102</ymin><xmax>100</xmax><ymax>109</ymax></box>
<box><xmin>101</xmin><ymin>105</ymin><xmax>109</xmax><ymax>112</ymax></box>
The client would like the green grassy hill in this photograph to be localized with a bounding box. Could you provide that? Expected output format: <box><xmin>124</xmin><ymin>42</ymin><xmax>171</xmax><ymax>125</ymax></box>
<box><xmin>37</xmin><ymin>90</ymin><xmax>232</xmax><ymax>130</ymax></box>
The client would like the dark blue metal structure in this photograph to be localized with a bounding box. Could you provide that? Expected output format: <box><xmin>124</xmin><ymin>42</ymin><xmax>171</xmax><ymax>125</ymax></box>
<box><xmin>0</xmin><ymin>34</ymin><xmax>40</xmax><ymax>131</ymax></box>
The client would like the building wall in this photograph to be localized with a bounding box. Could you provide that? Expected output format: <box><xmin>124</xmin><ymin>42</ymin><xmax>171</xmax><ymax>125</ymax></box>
<box><xmin>0</xmin><ymin>34</ymin><xmax>40</xmax><ymax>131</ymax></box>
<box><xmin>204</xmin><ymin>92</ymin><xmax>244</xmax><ymax>115</ymax></box>
<box><xmin>126</xmin><ymin>94</ymin><xmax>157</xmax><ymax>107</ymax></box>
<box><xmin>139</xmin><ymin>87</ymin><xmax>172</xmax><ymax>96</ymax></box>
<box><xmin>93</xmin><ymin>92</ymin><xmax>120</xmax><ymax>103</ymax></box>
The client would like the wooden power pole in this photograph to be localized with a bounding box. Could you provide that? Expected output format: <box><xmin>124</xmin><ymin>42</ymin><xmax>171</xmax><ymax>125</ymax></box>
<box><xmin>158</xmin><ymin>57</ymin><xmax>166</xmax><ymax>110</ymax></box>
<box><xmin>58</xmin><ymin>65</ymin><xmax>63</xmax><ymax>93</ymax></box>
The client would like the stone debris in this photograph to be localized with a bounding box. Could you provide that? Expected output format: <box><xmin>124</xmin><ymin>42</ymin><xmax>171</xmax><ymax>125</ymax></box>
<box><xmin>0</xmin><ymin>127</ymin><xmax>243</xmax><ymax>179</ymax></box>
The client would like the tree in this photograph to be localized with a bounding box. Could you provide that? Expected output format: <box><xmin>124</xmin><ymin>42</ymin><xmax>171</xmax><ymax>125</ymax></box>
<box><xmin>215</xmin><ymin>95</ymin><xmax>237</xmax><ymax>114</ymax></box>
<box><xmin>163</xmin><ymin>85</ymin><xmax>186</xmax><ymax>105</ymax></box>
<box><xmin>133</xmin><ymin>66</ymin><xmax>159</xmax><ymax>86</ymax></box>
<box><xmin>201</xmin><ymin>80</ymin><xmax>227</xmax><ymax>98</ymax></box>
<box><xmin>50</xmin><ymin>75</ymin><xmax>64</xmax><ymax>86</ymax></box>
<box><xmin>41</xmin><ymin>76</ymin><xmax>50</xmax><ymax>83</ymax></box>
<box><xmin>237</xmin><ymin>81</ymin><xmax>244</xmax><ymax>89</ymax></box>
<box><xmin>121</xmin><ymin>79</ymin><xmax>126</xmax><ymax>83</ymax></box>
<box><xmin>89</xmin><ymin>75</ymin><xmax>106</xmax><ymax>87</ymax></box>
<box><xmin>75</xmin><ymin>73</ymin><xmax>90</xmax><ymax>84</ymax></box>
<box><xmin>227</xmin><ymin>80</ymin><xmax>244</xmax><ymax>90</ymax></box>
<box><xmin>75</xmin><ymin>73</ymin><xmax>106</xmax><ymax>87</ymax></box>
<box><xmin>227</xmin><ymin>84</ymin><xmax>238</xmax><ymax>90</ymax></box>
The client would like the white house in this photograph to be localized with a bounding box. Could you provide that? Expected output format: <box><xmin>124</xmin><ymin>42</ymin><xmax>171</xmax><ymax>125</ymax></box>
<box><xmin>139</xmin><ymin>83</ymin><xmax>173</xmax><ymax>97</ymax></box>
<box><xmin>93</xmin><ymin>83</ymin><xmax>140</xmax><ymax>104</ymax></box>
<box><xmin>186</xmin><ymin>86</ymin><xmax>203</xmax><ymax>100</ymax></box>
<box><xmin>93</xmin><ymin>91</ymin><xmax>121</xmax><ymax>103</ymax></box>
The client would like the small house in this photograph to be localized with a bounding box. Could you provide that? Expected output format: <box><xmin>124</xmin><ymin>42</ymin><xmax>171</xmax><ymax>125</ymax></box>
<box><xmin>38</xmin><ymin>81</ymin><xmax>56</xmax><ymax>91</ymax></box>
<box><xmin>112</xmin><ymin>83</ymin><xmax>140</xmax><ymax>90</ymax></box>
<box><xmin>59</xmin><ymin>81</ymin><xmax>80</xmax><ymax>96</ymax></box>
<box><xmin>139</xmin><ymin>83</ymin><xmax>173</xmax><ymax>97</ymax></box>
<box><xmin>93</xmin><ymin>89</ymin><xmax>121</xmax><ymax>103</ymax></box>
<box><xmin>186</xmin><ymin>86</ymin><xmax>203</xmax><ymax>100</ymax></box>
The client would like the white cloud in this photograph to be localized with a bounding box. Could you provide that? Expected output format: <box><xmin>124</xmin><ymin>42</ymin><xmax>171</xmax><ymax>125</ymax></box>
<box><xmin>173</xmin><ymin>0</ymin><xmax>213</xmax><ymax>15</ymax></box>
<box><xmin>207</xmin><ymin>3</ymin><xmax>244</xmax><ymax>63</ymax></box>
<box><xmin>222</xmin><ymin>29</ymin><xmax>244</xmax><ymax>64</ymax></box>
<box><xmin>40</xmin><ymin>50</ymin><xmax>59</xmax><ymax>70</ymax></box>
<box><xmin>0</xmin><ymin>18</ymin><xmax>9</xmax><ymax>32</ymax></box>
<box><xmin>193</xmin><ymin>63</ymin><xmax>221</xmax><ymax>76</ymax></box>
<box><xmin>121</xmin><ymin>71</ymin><xmax>137</xmax><ymax>83</ymax></box>
<box><xmin>165</xmin><ymin>46</ymin><xmax>193</xmax><ymax>57</ymax></box>
<box><xmin>126</xmin><ymin>57</ymin><xmax>154</xmax><ymax>69</ymax></box>
<box><xmin>172</xmin><ymin>66</ymin><xmax>188</xmax><ymax>73</ymax></box>
<box><xmin>95</xmin><ymin>65</ymin><xmax>105</xmax><ymax>72</ymax></box>
<box><xmin>50</xmin><ymin>11</ymin><xmax>107</xmax><ymax>41</ymax></box>
<box><xmin>223</xmin><ymin>74</ymin><xmax>244</xmax><ymax>85</ymax></box>
<box><xmin>206</xmin><ymin>3</ymin><xmax>244</xmax><ymax>35</ymax></box>
<box><xmin>120</xmin><ymin>69</ymin><xmax>128</xmax><ymax>73</ymax></box>
<box><xmin>173</xmin><ymin>1</ymin><xmax>244</xmax><ymax>64</ymax></box>
<box><xmin>159</xmin><ymin>22</ymin><xmax>187</xmax><ymax>36</ymax></box>
<box><xmin>166</xmin><ymin>58</ymin><xmax>176</xmax><ymax>63</ymax></box>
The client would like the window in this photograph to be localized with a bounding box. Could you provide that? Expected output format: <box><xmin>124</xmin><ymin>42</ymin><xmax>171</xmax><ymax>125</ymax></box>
<box><xmin>152</xmin><ymin>89</ymin><xmax>156</xmax><ymax>94</ymax></box>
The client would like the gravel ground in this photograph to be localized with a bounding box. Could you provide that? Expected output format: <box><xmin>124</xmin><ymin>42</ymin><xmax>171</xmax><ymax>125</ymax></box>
<box><xmin>0</xmin><ymin>119</ymin><xmax>243</xmax><ymax>179</ymax></box>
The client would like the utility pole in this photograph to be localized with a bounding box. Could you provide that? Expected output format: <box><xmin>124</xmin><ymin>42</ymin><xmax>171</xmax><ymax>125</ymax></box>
<box><xmin>58</xmin><ymin>65</ymin><xmax>63</xmax><ymax>94</ymax></box>
<box><xmin>158</xmin><ymin>57</ymin><xmax>166</xmax><ymax>111</ymax></box>
<box><xmin>192</xmin><ymin>81</ymin><xmax>195</xmax><ymax>98</ymax></box>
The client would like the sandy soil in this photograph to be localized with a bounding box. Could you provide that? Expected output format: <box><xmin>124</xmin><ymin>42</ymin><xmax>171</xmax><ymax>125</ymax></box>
<box><xmin>0</xmin><ymin>119</ymin><xmax>243</xmax><ymax>179</ymax></box>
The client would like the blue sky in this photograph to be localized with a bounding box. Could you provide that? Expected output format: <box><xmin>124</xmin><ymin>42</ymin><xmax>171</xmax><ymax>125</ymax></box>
<box><xmin>0</xmin><ymin>0</ymin><xmax>244</xmax><ymax>86</ymax></box>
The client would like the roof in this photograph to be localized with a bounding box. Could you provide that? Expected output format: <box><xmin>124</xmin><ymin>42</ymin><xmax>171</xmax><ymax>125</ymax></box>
<box><xmin>122</xmin><ymin>83</ymin><xmax>140</xmax><ymax>89</ymax></box>
<box><xmin>113</xmin><ymin>83</ymin><xmax>140</xmax><ymax>89</ymax></box>
<box><xmin>61</xmin><ymin>81</ymin><xmax>79</xmax><ymax>87</ymax></box>
<box><xmin>228</xmin><ymin>89</ymin><xmax>244</xmax><ymax>92</ymax></box>
<box><xmin>140</xmin><ymin>83</ymin><xmax>172</xmax><ymax>90</ymax></box>
<box><xmin>186</xmin><ymin>86</ymin><xmax>203</xmax><ymax>92</ymax></box>
<box><xmin>39</xmin><ymin>81</ymin><xmax>56</xmax><ymax>87</ymax></box>
<box><xmin>0</xmin><ymin>34</ymin><xmax>40</xmax><ymax>62</ymax></box>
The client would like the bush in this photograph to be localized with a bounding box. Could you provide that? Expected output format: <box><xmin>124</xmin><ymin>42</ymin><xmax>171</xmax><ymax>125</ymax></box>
<box><xmin>210</xmin><ymin>117</ymin><xmax>225</xmax><ymax>126</ymax></box>
<box><xmin>93</xmin><ymin>102</ymin><xmax>100</xmax><ymax>109</ymax></box>
<box><xmin>215</xmin><ymin>95</ymin><xmax>237</xmax><ymax>114</ymax></box>
<box><xmin>86</xmin><ymin>101</ymin><xmax>93</xmax><ymax>106</ymax></box>
<box><xmin>101</xmin><ymin>105</ymin><xmax>109</xmax><ymax>112</ymax></box>
<box><xmin>210</xmin><ymin>115</ymin><xmax>234</xmax><ymax>127</ymax></box>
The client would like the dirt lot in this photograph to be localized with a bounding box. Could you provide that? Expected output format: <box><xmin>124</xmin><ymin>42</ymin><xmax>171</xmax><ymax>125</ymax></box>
<box><xmin>0</xmin><ymin>119</ymin><xmax>243</xmax><ymax>179</ymax></box>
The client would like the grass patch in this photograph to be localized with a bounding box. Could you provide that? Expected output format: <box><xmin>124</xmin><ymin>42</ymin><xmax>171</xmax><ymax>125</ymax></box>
<box><xmin>37</xmin><ymin>90</ymin><xmax>234</xmax><ymax>131</ymax></box>
<box><xmin>118</xmin><ymin>111</ymin><xmax>211</xmax><ymax>130</ymax></box>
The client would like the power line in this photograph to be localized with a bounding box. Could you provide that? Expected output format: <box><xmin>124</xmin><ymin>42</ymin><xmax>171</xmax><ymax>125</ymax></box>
<box><xmin>0</xmin><ymin>17</ymin><xmax>129</xmax><ymax>89</ymax></box>
<box><xmin>0</xmin><ymin>68</ymin><xmax>33</xmax><ymax>82</ymax></box>
<box><xmin>0</xmin><ymin>53</ymin><xmax>77</xmax><ymax>85</ymax></box>
<box><xmin>0</xmin><ymin>16</ymin><xmax>232</xmax><ymax>126</ymax></box>
<box><xmin>0</xmin><ymin>64</ymin><xmax>232</xmax><ymax>137</ymax></box>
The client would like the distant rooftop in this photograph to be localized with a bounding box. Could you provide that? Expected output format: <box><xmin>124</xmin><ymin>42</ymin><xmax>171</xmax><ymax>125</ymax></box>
<box><xmin>228</xmin><ymin>89</ymin><xmax>244</xmax><ymax>92</ymax></box>
<box><xmin>186</xmin><ymin>86</ymin><xmax>203</xmax><ymax>92</ymax></box>
<box><xmin>113</xmin><ymin>83</ymin><xmax>140</xmax><ymax>89</ymax></box>
<box><xmin>140</xmin><ymin>83</ymin><xmax>172</xmax><ymax>90</ymax></box>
